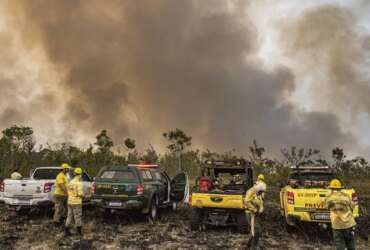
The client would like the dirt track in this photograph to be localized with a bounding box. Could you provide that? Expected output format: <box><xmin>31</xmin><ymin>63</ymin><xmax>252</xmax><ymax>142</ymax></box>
<box><xmin>0</xmin><ymin>188</ymin><xmax>369</xmax><ymax>250</ymax></box>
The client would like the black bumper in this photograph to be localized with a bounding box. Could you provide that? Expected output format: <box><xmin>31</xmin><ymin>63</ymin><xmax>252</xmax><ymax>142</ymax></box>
<box><xmin>92</xmin><ymin>199</ymin><xmax>144</xmax><ymax>210</ymax></box>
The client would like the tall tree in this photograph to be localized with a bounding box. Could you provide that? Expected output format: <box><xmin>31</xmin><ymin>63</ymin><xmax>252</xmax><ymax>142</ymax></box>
<box><xmin>1</xmin><ymin>125</ymin><xmax>35</xmax><ymax>170</ymax></box>
<box><xmin>163</xmin><ymin>128</ymin><xmax>192</xmax><ymax>171</ymax></box>
<box><xmin>95</xmin><ymin>130</ymin><xmax>114</xmax><ymax>153</ymax></box>
<box><xmin>124</xmin><ymin>138</ymin><xmax>136</xmax><ymax>150</ymax></box>
<box><xmin>141</xmin><ymin>145</ymin><xmax>159</xmax><ymax>164</ymax></box>
<box><xmin>2</xmin><ymin>125</ymin><xmax>35</xmax><ymax>153</ymax></box>
<box><xmin>249</xmin><ymin>139</ymin><xmax>265</xmax><ymax>164</ymax></box>
<box><xmin>94</xmin><ymin>130</ymin><xmax>114</xmax><ymax>165</ymax></box>
<box><xmin>281</xmin><ymin>147</ymin><xmax>320</xmax><ymax>167</ymax></box>
<box><xmin>124</xmin><ymin>137</ymin><xmax>137</xmax><ymax>163</ymax></box>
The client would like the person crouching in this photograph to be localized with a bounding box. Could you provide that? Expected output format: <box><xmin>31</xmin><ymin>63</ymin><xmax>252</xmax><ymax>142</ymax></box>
<box><xmin>244</xmin><ymin>181</ymin><xmax>266</xmax><ymax>249</ymax></box>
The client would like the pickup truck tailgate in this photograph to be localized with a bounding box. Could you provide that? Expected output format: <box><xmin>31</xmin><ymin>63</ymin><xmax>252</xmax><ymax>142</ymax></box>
<box><xmin>285</xmin><ymin>188</ymin><xmax>359</xmax><ymax>220</ymax></box>
<box><xmin>95</xmin><ymin>182</ymin><xmax>138</xmax><ymax>200</ymax></box>
<box><xmin>191</xmin><ymin>193</ymin><xmax>244</xmax><ymax>209</ymax></box>
<box><xmin>3</xmin><ymin>180</ymin><xmax>49</xmax><ymax>198</ymax></box>
<box><xmin>292</xmin><ymin>188</ymin><xmax>330</xmax><ymax>210</ymax></box>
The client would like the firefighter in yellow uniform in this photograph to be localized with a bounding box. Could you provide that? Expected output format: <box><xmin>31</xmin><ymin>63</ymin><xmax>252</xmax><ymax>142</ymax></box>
<box><xmin>65</xmin><ymin>167</ymin><xmax>84</xmax><ymax>237</ymax></box>
<box><xmin>256</xmin><ymin>174</ymin><xmax>265</xmax><ymax>185</ymax></box>
<box><xmin>325</xmin><ymin>179</ymin><xmax>356</xmax><ymax>250</ymax></box>
<box><xmin>256</xmin><ymin>174</ymin><xmax>265</xmax><ymax>199</ymax></box>
<box><xmin>244</xmin><ymin>180</ymin><xmax>266</xmax><ymax>249</ymax></box>
<box><xmin>53</xmin><ymin>163</ymin><xmax>70</xmax><ymax>226</ymax></box>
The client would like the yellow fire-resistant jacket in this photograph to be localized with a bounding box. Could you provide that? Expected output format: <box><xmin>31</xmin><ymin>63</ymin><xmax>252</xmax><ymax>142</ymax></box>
<box><xmin>244</xmin><ymin>186</ymin><xmax>264</xmax><ymax>214</ymax></box>
<box><xmin>324</xmin><ymin>190</ymin><xmax>356</xmax><ymax>230</ymax></box>
<box><xmin>54</xmin><ymin>172</ymin><xmax>68</xmax><ymax>196</ymax></box>
<box><xmin>67</xmin><ymin>176</ymin><xmax>83</xmax><ymax>205</ymax></box>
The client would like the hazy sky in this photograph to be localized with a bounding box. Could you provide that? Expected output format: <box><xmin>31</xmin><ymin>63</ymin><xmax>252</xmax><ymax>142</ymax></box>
<box><xmin>0</xmin><ymin>0</ymin><xmax>369</xmax><ymax>157</ymax></box>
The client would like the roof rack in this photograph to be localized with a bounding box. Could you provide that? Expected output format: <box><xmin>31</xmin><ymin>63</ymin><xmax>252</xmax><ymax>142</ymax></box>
<box><xmin>203</xmin><ymin>159</ymin><xmax>248</xmax><ymax>167</ymax></box>
<box><xmin>290</xmin><ymin>165</ymin><xmax>330</xmax><ymax>170</ymax></box>
<box><xmin>128</xmin><ymin>164</ymin><xmax>159</xmax><ymax>169</ymax></box>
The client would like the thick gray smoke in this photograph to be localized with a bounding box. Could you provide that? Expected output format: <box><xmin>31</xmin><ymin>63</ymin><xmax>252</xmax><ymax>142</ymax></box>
<box><xmin>280</xmin><ymin>5</ymin><xmax>370</xmax><ymax>115</ymax></box>
<box><xmin>1</xmin><ymin>0</ymin><xmax>362</xmax><ymax>155</ymax></box>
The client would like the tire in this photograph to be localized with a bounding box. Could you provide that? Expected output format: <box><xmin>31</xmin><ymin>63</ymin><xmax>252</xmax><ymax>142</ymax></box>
<box><xmin>147</xmin><ymin>196</ymin><xmax>159</xmax><ymax>222</ymax></box>
<box><xmin>16</xmin><ymin>206</ymin><xmax>30</xmax><ymax>215</ymax></box>
<box><xmin>103</xmin><ymin>208</ymin><xmax>112</xmax><ymax>218</ymax></box>
<box><xmin>284</xmin><ymin>219</ymin><xmax>296</xmax><ymax>233</ymax></box>
<box><xmin>42</xmin><ymin>206</ymin><xmax>54</xmax><ymax>217</ymax></box>
<box><xmin>190</xmin><ymin>207</ymin><xmax>203</xmax><ymax>231</ymax></box>
<box><xmin>236</xmin><ymin>211</ymin><xmax>248</xmax><ymax>233</ymax></box>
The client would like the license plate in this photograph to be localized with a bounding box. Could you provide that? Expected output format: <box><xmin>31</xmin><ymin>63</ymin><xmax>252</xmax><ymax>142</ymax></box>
<box><xmin>312</xmin><ymin>213</ymin><xmax>330</xmax><ymax>221</ymax></box>
<box><xmin>109</xmin><ymin>201</ymin><xmax>122</xmax><ymax>207</ymax></box>
<box><xmin>17</xmin><ymin>199</ymin><xmax>30</xmax><ymax>204</ymax></box>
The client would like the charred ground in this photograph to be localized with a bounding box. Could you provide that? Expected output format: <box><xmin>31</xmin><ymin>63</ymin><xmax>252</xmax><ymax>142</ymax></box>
<box><xmin>0</xmin><ymin>185</ymin><xmax>369</xmax><ymax>250</ymax></box>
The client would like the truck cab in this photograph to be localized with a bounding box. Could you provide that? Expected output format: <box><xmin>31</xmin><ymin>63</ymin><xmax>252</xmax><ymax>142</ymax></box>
<box><xmin>190</xmin><ymin>159</ymin><xmax>254</xmax><ymax>232</ymax></box>
<box><xmin>280</xmin><ymin>165</ymin><xmax>359</xmax><ymax>228</ymax></box>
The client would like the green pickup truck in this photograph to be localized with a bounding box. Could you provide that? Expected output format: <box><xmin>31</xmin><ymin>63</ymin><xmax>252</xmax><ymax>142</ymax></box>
<box><xmin>92</xmin><ymin>164</ymin><xmax>189</xmax><ymax>221</ymax></box>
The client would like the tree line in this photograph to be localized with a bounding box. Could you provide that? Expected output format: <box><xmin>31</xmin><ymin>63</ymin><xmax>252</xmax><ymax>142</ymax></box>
<box><xmin>0</xmin><ymin>125</ymin><xmax>369</xmax><ymax>183</ymax></box>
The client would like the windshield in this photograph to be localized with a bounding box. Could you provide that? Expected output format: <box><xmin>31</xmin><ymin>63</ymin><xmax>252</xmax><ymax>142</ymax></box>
<box><xmin>99</xmin><ymin>170</ymin><xmax>137</xmax><ymax>181</ymax></box>
<box><xmin>33</xmin><ymin>169</ymin><xmax>61</xmax><ymax>180</ymax></box>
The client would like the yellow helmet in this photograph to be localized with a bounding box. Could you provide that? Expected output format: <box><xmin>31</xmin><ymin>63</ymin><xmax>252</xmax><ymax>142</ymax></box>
<box><xmin>61</xmin><ymin>163</ymin><xmax>70</xmax><ymax>169</ymax></box>
<box><xmin>257</xmin><ymin>174</ymin><xmax>265</xmax><ymax>181</ymax></box>
<box><xmin>329</xmin><ymin>179</ymin><xmax>343</xmax><ymax>189</ymax></box>
<box><xmin>74</xmin><ymin>168</ymin><xmax>82</xmax><ymax>175</ymax></box>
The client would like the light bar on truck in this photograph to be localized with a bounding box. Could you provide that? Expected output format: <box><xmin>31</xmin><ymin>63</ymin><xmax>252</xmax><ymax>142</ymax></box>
<box><xmin>290</xmin><ymin>165</ymin><xmax>330</xmax><ymax>170</ymax></box>
<box><xmin>128</xmin><ymin>164</ymin><xmax>159</xmax><ymax>169</ymax></box>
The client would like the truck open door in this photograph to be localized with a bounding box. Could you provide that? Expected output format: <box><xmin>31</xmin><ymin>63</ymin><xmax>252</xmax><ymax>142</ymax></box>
<box><xmin>170</xmin><ymin>172</ymin><xmax>189</xmax><ymax>205</ymax></box>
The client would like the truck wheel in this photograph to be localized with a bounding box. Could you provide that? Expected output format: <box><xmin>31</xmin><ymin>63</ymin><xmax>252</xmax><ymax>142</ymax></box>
<box><xmin>236</xmin><ymin>212</ymin><xmax>248</xmax><ymax>233</ymax></box>
<box><xmin>103</xmin><ymin>208</ymin><xmax>112</xmax><ymax>218</ymax></box>
<box><xmin>16</xmin><ymin>206</ymin><xmax>30</xmax><ymax>215</ymax></box>
<box><xmin>190</xmin><ymin>207</ymin><xmax>203</xmax><ymax>231</ymax></box>
<box><xmin>147</xmin><ymin>196</ymin><xmax>159</xmax><ymax>222</ymax></box>
<box><xmin>284</xmin><ymin>219</ymin><xmax>295</xmax><ymax>233</ymax></box>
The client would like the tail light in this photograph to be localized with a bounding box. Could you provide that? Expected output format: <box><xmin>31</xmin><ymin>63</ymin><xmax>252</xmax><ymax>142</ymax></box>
<box><xmin>0</xmin><ymin>181</ymin><xmax>4</xmax><ymax>192</ymax></box>
<box><xmin>287</xmin><ymin>191</ymin><xmax>295</xmax><ymax>205</ymax></box>
<box><xmin>44</xmin><ymin>182</ymin><xmax>54</xmax><ymax>193</ymax></box>
<box><xmin>189</xmin><ymin>194</ymin><xmax>192</xmax><ymax>205</ymax></box>
<box><xmin>91</xmin><ymin>182</ymin><xmax>96</xmax><ymax>195</ymax></box>
<box><xmin>136</xmin><ymin>184</ymin><xmax>144</xmax><ymax>195</ymax></box>
<box><xmin>352</xmin><ymin>192</ymin><xmax>358</xmax><ymax>205</ymax></box>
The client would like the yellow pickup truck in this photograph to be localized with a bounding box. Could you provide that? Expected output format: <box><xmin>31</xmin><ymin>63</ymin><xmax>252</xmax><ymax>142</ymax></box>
<box><xmin>280</xmin><ymin>166</ymin><xmax>359</xmax><ymax>229</ymax></box>
<box><xmin>189</xmin><ymin>160</ymin><xmax>254</xmax><ymax>232</ymax></box>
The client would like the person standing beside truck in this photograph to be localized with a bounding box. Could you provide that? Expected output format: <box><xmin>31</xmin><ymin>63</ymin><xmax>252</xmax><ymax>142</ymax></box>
<box><xmin>65</xmin><ymin>167</ymin><xmax>84</xmax><ymax>237</ymax></box>
<box><xmin>53</xmin><ymin>163</ymin><xmax>70</xmax><ymax>226</ymax></box>
<box><xmin>325</xmin><ymin>179</ymin><xmax>356</xmax><ymax>250</ymax></box>
<box><xmin>244</xmin><ymin>180</ymin><xmax>266</xmax><ymax>249</ymax></box>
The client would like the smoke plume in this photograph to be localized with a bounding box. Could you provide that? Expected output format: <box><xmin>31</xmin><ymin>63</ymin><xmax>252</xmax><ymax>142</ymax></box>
<box><xmin>1</xmin><ymin>0</ymin><xmax>366</xmax><ymax>155</ymax></box>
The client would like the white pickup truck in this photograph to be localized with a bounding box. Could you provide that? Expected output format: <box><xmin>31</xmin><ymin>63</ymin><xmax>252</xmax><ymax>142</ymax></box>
<box><xmin>0</xmin><ymin>166</ymin><xmax>92</xmax><ymax>208</ymax></box>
